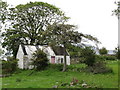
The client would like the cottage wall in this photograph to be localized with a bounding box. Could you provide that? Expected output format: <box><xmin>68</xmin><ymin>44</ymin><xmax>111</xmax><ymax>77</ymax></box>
<box><xmin>55</xmin><ymin>56</ymin><xmax>64</xmax><ymax>64</ymax></box>
<box><xmin>66</xmin><ymin>56</ymin><xmax>70</xmax><ymax>65</ymax></box>
<box><xmin>55</xmin><ymin>56</ymin><xmax>70</xmax><ymax>65</ymax></box>
<box><xmin>17</xmin><ymin>45</ymin><xmax>70</xmax><ymax>69</ymax></box>
<box><xmin>17</xmin><ymin>45</ymin><xmax>24</xmax><ymax>69</ymax></box>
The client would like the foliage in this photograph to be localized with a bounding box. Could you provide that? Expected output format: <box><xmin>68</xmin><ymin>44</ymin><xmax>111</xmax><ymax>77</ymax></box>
<box><xmin>2</xmin><ymin>30</ymin><xmax>21</xmax><ymax>57</ymax></box>
<box><xmin>2</xmin><ymin>1</ymin><xmax>68</xmax><ymax>57</ymax></box>
<box><xmin>46</xmin><ymin>24</ymin><xmax>100</xmax><ymax>46</ymax></box>
<box><xmin>104</xmin><ymin>55</ymin><xmax>117</xmax><ymax>60</ymax></box>
<box><xmin>66</xmin><ymin>44</ymin><xmax>82</xmax><ymax>58</ymax></box>
<box><xmin>99</xmin><ymin>47</ymin><xmax>108</xmax><ymax>55</ymax></box>
<box><xmin>96</xmin><ymin>55</ymin><xmax>117</xmax><ymax>61</ymax></box>
<box><xmin>47</xmin><ymin>64</ymin><xmax>63</xmax><ymax>71</ymax></box>
<box><xmin>95</xmin><ymin>55</ymin><xmax>106</xmax><ymax>61</ymax></box>
<box><xmin>2</xmin><ymin>60</ymin><xmax>118</xmax><ymax>88</ymax></box>
<box><xmin>80</xmin><ymin>46</ymin><xmax>96</xmax><ymax>67</ymax></box>
<box><xmin>46</xmin><ymin>24</ymin><xmax>100</xmax><ymax>71</ymax></box>
<box><xmin>112</xmin><ymin>1</ymin><xmax>120</xmax><ymax>18</ymax></box>
<box><xmin>31</xmin><ymin>49</ymin><xmax>49</xmax><ymax>71</ymax></box>
<box><xmin>0</xmin><ymin>0</ymin><xmax>8</xmax><ymax>58</ymax></box>
<box><xmin>1</xmin><ymin>1</ymin><xmax>100</xmax><ymax>72</ymax></box>
<box><xmin>67</xmin><ymin>66</ymin><xmax>81</xmax><ymax>72</ymax></box>
<box><xmin>46</xmin><ymin>24</ymin><xmax>78</xmax><ymax>45</ymax></box>
<box><xmin>0</xmin><ymin>48</ymin><xmax>4</xmax><ymax>57</ymax></box>
<box><xmin>1</xmin><ymin>1</ymin><xmax>101</xmax><ymax>72</ymax></box>
<box><xmin>46</xmin><ymin>24</ymin><xmax>79</xmax><ymax>72</ymax></box>
<box><xmin>79</xmin><ymin>49</ymin><xmax>114</xmax><ymax>74</ymax></box>
<box><xmin>2</xmin><ymin>57</ymin><xmax>18</xmax><ymax>74</ymax></box>
<box><xmin>82</xmin><ymin>61</ymin><xmax>113</xmax><ymax>74</ymax></box>
<box><xmin>114</xmin><ymin>46</ymin><xmax>120</xmax><ymax>59</ymax></box>
<box><xmin>0</xmin><ymin>0</ymin><xmax>8</xmax><ymax>26</ymax></box>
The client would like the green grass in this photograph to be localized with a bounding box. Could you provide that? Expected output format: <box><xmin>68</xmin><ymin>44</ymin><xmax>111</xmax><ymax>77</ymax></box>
<box><xmin>0</xmin><ymin>78</ymin><xmax>2</xmax><ymax>90</ymax></box>
<box><xmin>2</xmin><ymin>60</ymin><xmax>118</xmax><ymax>88</ymax></box>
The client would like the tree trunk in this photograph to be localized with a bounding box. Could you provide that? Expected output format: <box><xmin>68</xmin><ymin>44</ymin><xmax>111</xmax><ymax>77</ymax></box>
<box><xmin>62</xmin><ymin>45</ymin><xmax>67</xmax><ymax>72</ymax></box>
<box><xmin>62</xmin><ymin>55</ymin><xmax>67</xmax><ymax>72</ymax></box>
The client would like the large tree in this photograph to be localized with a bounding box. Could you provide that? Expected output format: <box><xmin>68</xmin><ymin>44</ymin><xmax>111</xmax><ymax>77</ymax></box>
<box><xmin>112</xmin><ymin>1</ymin><xmax>120</xmax><ymax>59</ymax></box>
<box><xmin>0</xmin><ymin>0</ymin><xmax>8</xmax><ymax>59</ymax></box>
<box><xmin>2</xmin><ymin>2</ymin><xmax>69</xmax><ymax>57</ymax></box>
<box><xmin>45</xmin><ymin>23</ymin><xmax>100</xmax><ymax>71</ymax></box>
<box><xmin>0</xmin><ymin>0</ymin><xmax>8</xmax><ymax>28</ymax></box>
<box><xmin>112</xmin><ymin>1</ymin><xmax>120</xmax><ymax>19</ymax></box>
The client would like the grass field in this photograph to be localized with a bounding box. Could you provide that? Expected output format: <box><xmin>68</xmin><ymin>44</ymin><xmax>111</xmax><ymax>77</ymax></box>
<box><xmin>2</xmin><ymin>60</ymin><xmax>118</xmax><ymax>88</ymax></box>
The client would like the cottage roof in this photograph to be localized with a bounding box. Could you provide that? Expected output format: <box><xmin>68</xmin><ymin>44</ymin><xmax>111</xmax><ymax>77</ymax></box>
<box><xmin>21</xmin><ymin>45</ymin><xmax>41</xmax><ymax>55</ymax></box>
<box><xmin>51</xmin><ymin>46</ymin><xmax>69</xmax><ymax>56</ymax></box>
<box><xmin>20</xmin><ymin>45</ymin><xmax>69</xmax><ymax>56</ymax></box>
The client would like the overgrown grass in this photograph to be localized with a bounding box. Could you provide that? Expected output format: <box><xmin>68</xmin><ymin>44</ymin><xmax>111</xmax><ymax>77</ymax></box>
<box><xmin>2</xmin><ymin>60</ymin><xmax>118</xmax><ymax>88</ymax></box>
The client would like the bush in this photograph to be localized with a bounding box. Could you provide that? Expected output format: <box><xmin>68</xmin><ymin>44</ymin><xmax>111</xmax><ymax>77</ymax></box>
<box><xmin>115</xmin><ymin>46</ymin><xmax>120</xmax><ymax>59</ymax></box>
<box><xmin>105</xmin><ymin>55</ymin><xmax>116</xmax><ymax>60</ymax></box>
<box><xmin>82</xmin><ymin>61</ymin><xmax>113</xmax><ymax>74</ymax></box>
<box><xmin>47</xmin><ymin>64</ymin><xmax>63</xmax><ymax>71</ymax></box>
<box><xmin>31</xmin><ymin>49</ymin><xmax>49</xmax><ymax>71</ymax></box>
<box><xmin>99</xmin><ymin>47</ymin><xmax>108</xmax><ymax>55</ymax></box>
<box><xmin>96</xmin><ymin>55</ymin><xmax>117</xmax><ymax>61</ymax></box>
<box><xmin>80</xmin><ymin>46</ymin><xmax>96</xmax><ymax>67</ymax></box>
<box><xmin>68</xmin><ymin>67</ymin><xmax>81</xmax><ymax>72</ymax></box>
<box><xmin>70</xmin><ymin>58</ymin><xmax>81</xmax><ymax>64</ymax></box>
<box><xmin>2</xmin><ymin>57</ymin><xmax>18</xmax><ymax>75</ymax></box>
<box><xmin>95</xmin><ymin>55</ymin><xmax>106</xmax><ymax>61</ymax></box>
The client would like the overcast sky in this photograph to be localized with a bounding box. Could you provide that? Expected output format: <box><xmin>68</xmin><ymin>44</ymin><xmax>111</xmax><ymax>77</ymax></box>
<box><xmin>3</xmin><ymin>0</ymin><xmax>118</xmax><ymax>50</ymax></box>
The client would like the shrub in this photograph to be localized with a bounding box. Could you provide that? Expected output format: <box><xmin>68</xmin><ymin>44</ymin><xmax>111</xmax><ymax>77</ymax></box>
<box><xmin>80</xmin><ymin>46</ymin><xmax>96</xmax><ymax>67</ymax></box>
<box><xmin>70</xmin><ymin>58</ymin><xmax>81</xmax><ymax>64</ymax></box>
<box><xmin>114</xmin><ymin>46</ymin><xmax>120</xmax><ymax>59</ymax></box>
<box><xmin>99</xmin><ymin>47</ymin><xmax>108</xmax><ymax>55</ymax></box>
<box><xmin>105</xmin><ymin>55</ymin><xmax>116</xmax><ymax>60</ymax></box>
<box><xmin>95</xmin><ymin>55</ymin><xmax>106</xmax><ymax>61</ymax></box>
<box><xmin>82</xmin><ymin>61</ymin><xmax>113</xmax><ymax>74</ymax></box>
<box><xmin>67</xmin><ymin>65</ymin><xmax>82</xmax><ymax>72</ymax></box>
<box><xmin>47</xmin><ymin>64</ymin><xmax>63</xmax><ymax>71</ymax></box>
<box><xmin>31</xmin><ymin>49</ymin><xmax>49</xmax><ymax>71</ymax></box>
<box><xmin>96</xmin><ymin>55</ymin><xmax>117</xmax><ymax>61</ymax></box>
<box><xmin>2</xmin><ymin>57</ymin><xmax>18</xmax><ymax>75</ymax></box>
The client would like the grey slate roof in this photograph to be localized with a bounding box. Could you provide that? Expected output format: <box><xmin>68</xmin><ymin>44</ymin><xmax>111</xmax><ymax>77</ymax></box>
<box><xmin>51</xmin><ymin>46</ymin><xmax>69</xmax><ymax>56</ymax></box>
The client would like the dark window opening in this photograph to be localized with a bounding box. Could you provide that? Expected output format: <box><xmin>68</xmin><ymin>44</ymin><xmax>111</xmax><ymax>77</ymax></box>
<box><xmin>61</xmin><ymin>58</ymin><xmax>63</xmax><ymax>63</ymax></box>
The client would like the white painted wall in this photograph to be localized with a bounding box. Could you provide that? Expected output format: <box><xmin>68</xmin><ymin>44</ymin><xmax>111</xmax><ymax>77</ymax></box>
<box><xmin>66</xmin><ymin>56</ymin><xmax>70</xmax><ymax>65</ymax></box>
<box><xmin>55</xmin><ymin>56</ymin><xmax>70</xmax><ymax>65</ymax></box>
<box><xmin>16</xmin><ymin>45</ymin><xmax>24</xmax><ymax>69</ymax></box>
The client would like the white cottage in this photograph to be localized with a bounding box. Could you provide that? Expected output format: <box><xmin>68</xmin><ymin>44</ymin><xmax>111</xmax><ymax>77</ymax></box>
<box><xmin>16</xmin><ymin>45</ymin><xmax>70</xmax><ymax>69</ymax></box>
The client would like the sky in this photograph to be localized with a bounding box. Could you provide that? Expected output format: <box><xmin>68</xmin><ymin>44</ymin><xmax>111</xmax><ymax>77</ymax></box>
<box><xmin>3</xmin><ymin>0</ymin><xmax>118</xmax><ymax>50</ymax></box>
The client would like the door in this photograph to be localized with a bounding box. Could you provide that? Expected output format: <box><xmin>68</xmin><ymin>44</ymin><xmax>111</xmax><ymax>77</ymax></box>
<box><xmin>51</xmin><ymin>56</ymin><xmax>55</xmax><ymax>64</ymax></box>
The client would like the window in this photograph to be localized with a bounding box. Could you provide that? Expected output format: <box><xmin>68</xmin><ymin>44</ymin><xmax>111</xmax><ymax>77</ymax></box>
<box><xmin>61</xmin><ymin>58</ymin><xmax>63</xmax><ymax>63</ymax></box>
